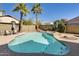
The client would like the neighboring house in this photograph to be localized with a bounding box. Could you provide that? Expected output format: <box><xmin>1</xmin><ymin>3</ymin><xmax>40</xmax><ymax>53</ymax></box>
<box><xmin>0</xmin><ymin>14</ymin><xmax>19</xmax><ymax>34</ymax></box>
<box><xmin>66</xmin><ymin>16</ymin><xmax>79</xmax><ymax>33</ymax></box>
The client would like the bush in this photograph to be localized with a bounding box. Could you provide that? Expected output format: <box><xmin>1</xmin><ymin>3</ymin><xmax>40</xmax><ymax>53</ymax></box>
<box><xmin>54</xmin><ymin>19</ymin><xmax>66</xmax><ymax>33</ymax></box>
<box><xmin>22</xmin><ymin>19</ymin><xmax>33</xmax><ymax>25</ymax></box>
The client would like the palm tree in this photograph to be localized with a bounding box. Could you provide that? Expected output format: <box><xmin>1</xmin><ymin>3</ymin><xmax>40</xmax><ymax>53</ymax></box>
<box><xmin>31</xmin><ymin>3</ymin><xmax>42</xmax><ymax>30</ymax></box>
<box><xmin>12</xmin><ymin>3</ymin><xmax>29</xmax><ymax>32</ymax></box>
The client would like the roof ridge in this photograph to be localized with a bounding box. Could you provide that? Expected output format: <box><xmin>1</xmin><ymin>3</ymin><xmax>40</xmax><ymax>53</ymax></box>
<box><xmin>67</xmin><ymin>16</ymin><xmax>79</xmax><ymax>23</ymax></box>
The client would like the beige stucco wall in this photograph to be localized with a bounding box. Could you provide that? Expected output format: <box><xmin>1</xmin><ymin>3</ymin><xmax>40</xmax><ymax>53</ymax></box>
<box><xmin>21</xmin><ymin>25</ymin><xmax>36</xmax><ymax>32</ymax></box>
<box><xmin>0</xmin><ymin>24</ymin><xmax>19</xmax><ymax>35</ymax></box>
<box><xmin>66</xmin><ymin>25</ymin><xmax>79</xmax><ymax>33</ymax></box>
<box><xmin>0</xmin><ymin>24</ymin><xmax>35</xmax><ymax>35</ymax></box>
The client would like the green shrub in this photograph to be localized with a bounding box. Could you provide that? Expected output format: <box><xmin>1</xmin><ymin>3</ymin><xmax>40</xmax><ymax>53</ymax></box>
<box><xmin>54</xmin><ymin>19</ymin><xmax>66</xmax><ymax>33</ymax></box>
<box><xmin>22</xmin><ymin>19</ymin><xmax>33</xmax><ymax>25</ymax></box>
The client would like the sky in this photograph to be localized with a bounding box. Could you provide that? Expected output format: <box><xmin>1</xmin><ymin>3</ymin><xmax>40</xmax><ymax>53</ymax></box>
<box><xmin>1</xmin><ymin>3</ymin><xmax>79</xmax><ymax>23</ymax></box>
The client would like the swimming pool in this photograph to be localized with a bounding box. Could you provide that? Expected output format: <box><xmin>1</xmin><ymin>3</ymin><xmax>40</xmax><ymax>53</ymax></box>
<box><xmin>8</xmin><ymin>32</ymin><xmax>70</xmax><ymax>55</ymax></box>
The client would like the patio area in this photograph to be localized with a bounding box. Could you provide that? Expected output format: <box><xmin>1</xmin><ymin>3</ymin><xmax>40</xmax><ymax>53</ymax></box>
<box><xmin>0</xmin><ymin>32</ymin><xmax>26</xmax><ymax>45</ymax></box>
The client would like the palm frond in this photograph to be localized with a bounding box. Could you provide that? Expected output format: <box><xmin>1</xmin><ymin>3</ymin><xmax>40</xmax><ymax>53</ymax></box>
<box><xmin>31</xmin><ymin>3</ymin><xmax>42</xmax><ymax>14</ymax></box>
<box><xmin>12</xmin><ymin>3</ymin><xmax>29</xmax><ymax>15</ymax></box>
<box><xmin>12</xmin><ymin>7</ymin><xmax>19</xmax><ymax>12</ymax></box>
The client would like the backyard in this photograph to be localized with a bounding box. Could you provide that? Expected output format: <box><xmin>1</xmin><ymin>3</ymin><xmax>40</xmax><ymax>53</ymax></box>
<box><xmin>0</xmin><ymin>3</ymin><xmax>79</xmax><ymax>56</ymax></box>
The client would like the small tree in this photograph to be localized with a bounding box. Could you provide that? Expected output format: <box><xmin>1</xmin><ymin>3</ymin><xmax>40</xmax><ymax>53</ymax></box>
<box><xmin>54</xmin><ymin>19</ymin><xmax>66</xmax><ymax>33</ymax></box>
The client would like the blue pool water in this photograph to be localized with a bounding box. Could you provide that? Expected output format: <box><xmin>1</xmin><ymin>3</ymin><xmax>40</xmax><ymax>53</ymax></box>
<box><xmin>8</xmin><ymin>32</ymin><xmax>69</xmax><ymax>55</ymax></box>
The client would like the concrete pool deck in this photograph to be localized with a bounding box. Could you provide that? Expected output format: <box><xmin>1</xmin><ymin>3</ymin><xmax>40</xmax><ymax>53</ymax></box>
<box><xmin>0</xmin><ymin>31</ymin><xmax>79</xmax><ymax>56</ymax></box>
<box><xmin>53</xmin><ymin>32</ymin><xmax>79</xmax><ymax>44</ymax></box>
<box><xmin>0</xmin><ymin>32</ymin><xmax>26</xmax><ymax>45</ymax></box>
<box><xmin>53</xmin><ymin>32</ymin><xmax>79</xmax><ymax>56</ymax></box>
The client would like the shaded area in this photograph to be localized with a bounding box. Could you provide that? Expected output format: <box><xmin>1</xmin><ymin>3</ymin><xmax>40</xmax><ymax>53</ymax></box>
<box><xmin>64</xmin><ymin>41</ymin><xmax>79</xmax><ymax>56</ymax></box>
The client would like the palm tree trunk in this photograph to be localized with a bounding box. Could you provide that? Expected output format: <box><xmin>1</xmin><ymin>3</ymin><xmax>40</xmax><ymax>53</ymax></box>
<box><xmin>35</xmin><ymin>13</ymin><xmax>38</xmax><ymax>30</ymax></box>
<box><xmin>18</xmin><ymin>11</ymin><xmax>23</xmax><ymax>32</ymax></box>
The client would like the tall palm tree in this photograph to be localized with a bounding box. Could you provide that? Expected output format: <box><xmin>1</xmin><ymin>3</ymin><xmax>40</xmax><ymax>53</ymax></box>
<box><xmin>12</xmin><ymin>3</ymin><xmax>29</xmax><ymax>32</ymax></box>
<box><xmin>31</xmin><ymin>3</ymin><xmax>42</xmax><ymax>30</ymax></box>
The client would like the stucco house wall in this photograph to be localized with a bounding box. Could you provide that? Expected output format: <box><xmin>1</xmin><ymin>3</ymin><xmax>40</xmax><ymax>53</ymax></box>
<box><xmin>66</xmin><ymin>16</ymin><xmax>79</xmax><ymax>33</ymax></box>
<box><xmin>0</xmin><ymin>15</ymin><xmax>36</xmax><ymax>34</ymax></box>
<box><xmin>0</xmin><ymin>15</ymin><xmax>19</xmax><ymax>35</ymax></box>
<box><xmin>66</xmin><ymin>25</ymin><xmax>79</xmax><ymax>33</ymax></box>
<box><xmin>0</xmin><ymin>24</ymin><xmax>19</xmax><ymax>34</ymax></box>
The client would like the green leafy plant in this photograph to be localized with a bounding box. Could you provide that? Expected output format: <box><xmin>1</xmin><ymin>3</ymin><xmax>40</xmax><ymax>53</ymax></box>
<box><xmin>54</xmin><ymin>19</ymin><xmax>66</xmax><ymax>33</ymax></box>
